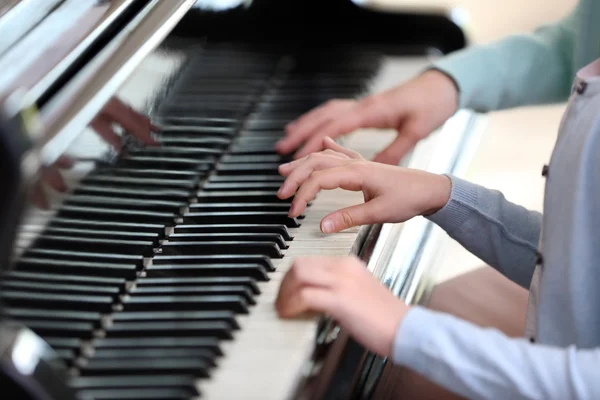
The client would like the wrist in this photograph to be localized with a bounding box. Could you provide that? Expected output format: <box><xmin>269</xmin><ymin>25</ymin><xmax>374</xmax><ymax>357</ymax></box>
<box><xmin>418</xmin><ymin>69</ymin><xmax>459</xmax><ymax>116</ymax></box>
<box><xmin>384</xmin><ymin>303</ymin><xmax>411</xmax><ymax>358</ymax></box>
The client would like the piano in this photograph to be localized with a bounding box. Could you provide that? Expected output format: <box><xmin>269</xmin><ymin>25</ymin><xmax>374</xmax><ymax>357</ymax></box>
<box><xmin>0</xmin><ymin>1</ymin><xmax>485</xmax><ymax>399</ymax></box>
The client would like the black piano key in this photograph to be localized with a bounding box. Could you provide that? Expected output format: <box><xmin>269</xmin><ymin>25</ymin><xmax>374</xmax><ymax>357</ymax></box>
<box><xmin>208</xmin><ymin>174</ymin><xmax>285</xmax><ymax>183</ymax></box>
<box><xmin>55</xmin><ymin>349</ymin><xmax>76</xmax><ymax>362</ymax></box>
<box><xmin>92</xmin><ymin>349</ymin><xmax>217</xmax><ymax>363</ymax></box>
<box><xmin>158</xmin><ymin>125</ymin><xmax>238</xmax><ymax>136</ymax></box>
<box><xmin>1</xmin><ymin>280</ymin><xmax>120</xmax><ymax>299</ymax></box>
<box><xmin>3</xmin><ymin>270</ymin><xmax>126</xmax><ymax>288</ymax></box>
<box><xmin>104</xmin><ymin>321</ymin><xmax>233</xmax><ymax>339</ymax></box>
<box><xmin>32</xmin><ymin>235</ymin><xmax>155</xmax><ymax>257</ymax></box>
<box><xmin>202</xmin><ymin>181</ymin><xmax>283</xmax><ymax>191</ymax></box>
<box><xmin>45</xmin><ymin>337</ymin><xmax>82</xmax><ymax>351</ymax></box>
<box><xmin>75</xmin><ymin>185</ymin><xmax>192</xmax><ymax>202</ymax></box>
<box><xmin>131</xmin><ymin>285</ymin><xmax>255</xmax><ymax>304</ymax></box>
<box><xmin>127</xmin><ymin>146</ymin><xmax>223</xmax><ymax>158</ymax></box>
<box><xmin>111</xmin><ymin>310</ymin><xmax>239</xmax><ymax>326</ymax></box>
<box><xmin>50</xmin><ymin>217</ymin><xmax>166</xmax><ymax>237</ymax></box>
<box><xmin>160</xmin><ymin>240</ymin><xmax>283</xmax><ymax>258</ymax></box>
<box><xmin>156</xmin><ymin>115</ymin><xmax>238</xmax><ymax>126</ymax></box>
<box><xmin>220</xmin><ymin>154</ymin><xmax>285</xmax><ymax>163</ymax></box>
<box><xmin>121</xmin><ymin>295</ymin><xmax>249</xmax><ymax>313</ymax></box>
<box><xmin>168</xmin><ymin>232</ymin><xmax>288</xmax><ymax>249</ymax></box>
<box><xmin>70</xmin><ymin>375</ymin><xmax>198</xmax><ymax>393</ymax></box>
<box><xmin>197</xmin><ymin>191</ymin><xmax>291</xmax><ymax>203</ymax></box>
<box><xmin>152</xmin><ymin>254</ymin><xmax>275</xmax><ymax>271</ymax></box>
<box><xmin>92</xmin><ymin>337</ymin><xmax>221</xmax><ymax>355</ymax></box>
<box><xmin>77</xmin><ymin>387</ymin><xmax>196</xmax><ymax>400</ymax></box>
<box><xmin>118</xmin><ymin>155</ymin><xmax>214</xmax><ymax>170</ymax></box>
<box><xmin>156</xmin><ymin>136</ymin><xmax>230</xmax><ymax>148</ymax></box>
<box><xmin>24</xmin><ymin>248</ymin><xmax>144</xmax><ymax>267</ymax></box>
<box><xmin>3</xmin><ymin>308</ymin><xmax>102</xmax><ymax>324</ymax></box>
<box><xmin>145</xmin><ymin>264</ymin><xmax>269</xmax><ymax>281</ymax></box>
<box><xmin>17</xmin><ymin>257</ymin><xmax>140</xmax><ymax>279</ymax></box>
<box><xmin>217</xmin><ymin>162</ymin><xmax>282</xmax><ymax>174</ymax></box>
<box><xmin>64</xmin><ymin>195</ymin><xmax>187</xmax><ymax>214</ymax></box>
<box><xmin>15</xmin><ymin>319</ymin><xmax>96</xmax><ymax>338</ymax></box>
<box><xmin>57</xmin><ymin>205</ymin><xmax>177</xmax><ymax>225</ymax></box>
<box><xmin>182</xmin><ymin>211</ymin><xmax>299</xmax><ymax>228</ymax></box>
<box><xmin>82</xmin><ymin>175</ymin><xmax>197</xmax><ymax>190</ymax></box>
<box><xmin>173</xmin><ymin>223</ymin><xmax>293</xmax><ymax>240</ymax></box>
<box><xmin>1</xmin><ymin>291</ymin><xmax>114</xmax><ymax>313</ymax></box>
<box><xmin>42</xmin><ymin>226</ymin><xmax>161</xmax><ymax>245</ymax></box>
<box><xmin>188</xmin><ymin>202</ymin><xmax>289</xmax><ymax>213</ymax></box>
<box><xmin>95</xmin><ymin>167</ymin><xmax>203</xmax><ymax>180</ymax></box>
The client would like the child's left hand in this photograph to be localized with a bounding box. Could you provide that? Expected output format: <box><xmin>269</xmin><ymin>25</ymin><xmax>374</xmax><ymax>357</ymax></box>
<box><xmin>275</xmin><ymin>255</ymin><xmax>409</xmax><ymax>358</ymax></box>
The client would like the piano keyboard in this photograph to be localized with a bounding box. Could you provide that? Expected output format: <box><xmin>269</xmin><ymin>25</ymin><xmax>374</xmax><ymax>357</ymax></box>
<box><xmin>4</xmin><ymin>43</ymin><xmax>415</xmax><ymax>400</ymax></box>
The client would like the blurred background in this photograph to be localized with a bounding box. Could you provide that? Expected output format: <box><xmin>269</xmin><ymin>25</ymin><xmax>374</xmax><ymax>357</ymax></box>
<box><xmin>372</xmin><ymin>0</ymin><xmax>576</xmax><ymax>280</ymax></box>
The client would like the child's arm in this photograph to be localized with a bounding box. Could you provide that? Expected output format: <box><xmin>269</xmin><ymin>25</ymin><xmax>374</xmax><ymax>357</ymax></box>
<box><xmin>276</xmin><ymin>256</ymin><xmax>600</xmax><ymax>400</ymax></box>
<box><xmin>433</xmin><ymin>2</ymin><xmax>580</xmax><ymax>112</ymax></box>
<box><xmin>426</xmin><ymin>176</ymin><xmax>541</xmax><ymax>288</ymax></box>
<box><xmin>394</xmin><ymin>306</ymin><xmax>600</xmax><ymax>400</ymax></box>
<box><xmin>278</xmin><ymin>140</ymin><xmax>541</xmax><ymax>288</ymax></box>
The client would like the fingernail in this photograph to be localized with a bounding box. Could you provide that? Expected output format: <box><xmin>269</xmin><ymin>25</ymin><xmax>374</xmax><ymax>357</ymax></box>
<box><xmin>279</xmin><ymin>162</ymin><xmax>290</xmax><ymax>169</ymax></box>
<box><xmin>278</xmin><ymin>183</ymin><xmax>288</xmax><ymax>198</ymax></box>
<box><xmin>321</xmin><ymin>219</ymin><xmax>334</xmax><ymax>233</ymax></box>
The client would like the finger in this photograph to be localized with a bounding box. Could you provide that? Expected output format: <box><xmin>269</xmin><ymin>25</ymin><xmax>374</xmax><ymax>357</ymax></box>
<box><xmin>31</xmin><ymin>182</ymin><xmax>49</xmax><ymax>210</ymax></box>
<box><xmin>277</xmin><ymin>155</ymin><xmax>355</xmax><ymax>199</ymax></box>
<box><xmin>42</xmin><ymin>166</ymin><xmax>67</xmax><ymax>193</ymax></box>
<box><xmin>293</xmin><ymin>111</ymin><xmax>365</xmax><ymax>159</ymax></box>
<box><xmin>275</xmin><ymin>286</ymin><xmax>335</xmax><ymax>319</ymax></box>
<box><xmin>55</xmin><ymin>155</ymin><xmax>74</xmax><ymax>170</ymax></box>
<box><xmin>322</xmin><ymin>137</ymin><xmax>362</xmax><ymax>159</ymax></box>
<box><xmin>278</xmin><ymin>148</ymin><xmax>348</xmax><ymax>177</ymax></box>
<box><xmin>91</xmin><ymin>117</ymin><xmax>122</xmax><ymax>151</ymax></box>
<box><xmin>104</xmin><ymin>99</ymin><xmax>158</xmax><ymax>146</ymax></box>
<box><xmin>372</xmin><ymin>133</ymin><xmax>418</xmax><ymax>166</ymax></box>
<box><xmin>289</xmin><ymin>166</ymin><xmax>364</xmax><ymax>217</ymax></box>
<box><xmin>320</xmin><ymin>198</ymin><xmax>388</xmax><ymax>233</ymax></box>
<box><xmin>276</xmin><ymin>102</ymin><xmax>344</xmax><ymax>154</ymax></box>
<box><xmin>278</xmin><ymin>256</ymin><xmax>337</xmax><ymax>296</ymax></box>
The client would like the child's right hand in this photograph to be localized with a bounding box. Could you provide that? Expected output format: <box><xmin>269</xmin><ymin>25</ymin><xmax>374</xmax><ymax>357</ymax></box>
<box><xmin>275</xmin><ymin>69</ymin><xmax>459</xmax><ymax>165</ymax></box>
<box><xmin>277</xmin><ymin>138</ymin><xmax>452</xmax><ymax>233</ymax></box>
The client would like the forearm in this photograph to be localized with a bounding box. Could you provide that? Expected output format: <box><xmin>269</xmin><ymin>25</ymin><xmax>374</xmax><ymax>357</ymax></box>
<box><xmin>426</xmin><ymin>176</ymin><xmax>541</xmax><ymax>289</ymax></box>
<box><xmin>392</xmin><ymin>307</ymin><xmax>600</xmax><ymax>400</ymax></box>
<box><xmin>431</xmin><ymin>4</ymin><xmax>578</xmax><ymax>112</ymax></box>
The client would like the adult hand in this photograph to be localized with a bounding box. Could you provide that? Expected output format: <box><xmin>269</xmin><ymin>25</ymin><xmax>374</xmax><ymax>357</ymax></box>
<box><xmin>277</xmin><ymin>138</ymin><xmax>452</xmax><ymax>233</ymax></box>
<box><xmin>276</xmin><ymin>255</ymin><xmax>409</xmax><ymax>358</ymax></box>
<box><xmin>90</xmin><ymin>97</ymin><xmax>159</xmax><ymax>151</ymax></box>
<box><xmin>32</xmin><ymin>97</ymin><xmax>158</xmax><ymax>208</ymax></box>
<box><xmin>275</xmin><ymin>70</ymin><xmax>458</xmax><ymax>165</ymax></box>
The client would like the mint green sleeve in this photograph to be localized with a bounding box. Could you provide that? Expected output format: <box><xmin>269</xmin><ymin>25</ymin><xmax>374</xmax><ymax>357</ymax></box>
<box><xmin>432</xmin><ymin>3</ymin><xmax>579</xmax><ymax>111</ymax></box>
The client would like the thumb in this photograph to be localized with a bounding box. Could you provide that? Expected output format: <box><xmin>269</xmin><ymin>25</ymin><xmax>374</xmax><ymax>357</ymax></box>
<box><xmin>372</xmin><ymin>135</ymin><xmax>416</xmax><ymax>165</ymax></box>
<box><xmin>320</xmin><ymin>199</ymin><xmax>386</xmax><ymax>233</ymax></box>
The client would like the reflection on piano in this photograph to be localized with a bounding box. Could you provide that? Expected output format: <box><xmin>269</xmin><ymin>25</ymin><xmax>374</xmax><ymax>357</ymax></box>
<box><xmin>0</xmin><ymin>1</ymin><xmax>482</xmax><ymax>399</ymax></box>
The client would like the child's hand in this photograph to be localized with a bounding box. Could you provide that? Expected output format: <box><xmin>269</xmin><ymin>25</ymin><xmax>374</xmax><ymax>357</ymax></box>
<box><xmin>277</xmin><ymin>138</ymin><xmax>452</xmax><ymax>233</ymax></box>
<box><xmin>275</xmin><ymin>255</ymin><xmax>408</xmax><ymax>358</ymax></box>
<box><xmin>275</xmin><ymin>70</ymin><xmax>458</xmax><ymax>165</ymax></box>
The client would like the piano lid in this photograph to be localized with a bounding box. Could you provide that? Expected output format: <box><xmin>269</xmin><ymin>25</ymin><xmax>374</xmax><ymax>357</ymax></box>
<box><xmin>0</xmin><ymin>0</ymin><xmax>196</xmax><ymax>167</ymax></box>
<box><xmin>174</xmin><ymin>0</ymin><xmax>467</xmax><ymax>55</ymax></box>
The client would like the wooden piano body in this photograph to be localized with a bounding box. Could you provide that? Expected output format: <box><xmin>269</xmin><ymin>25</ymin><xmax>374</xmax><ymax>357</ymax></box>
<box><xmin>0</xmin><ymin>1</ymin><xmax>484</xmax><ymax>399</ymax></box>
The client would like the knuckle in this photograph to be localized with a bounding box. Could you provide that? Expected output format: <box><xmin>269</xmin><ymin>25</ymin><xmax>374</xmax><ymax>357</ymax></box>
<box><xmin>339</xmin><ymin>210</ymin><xmax>355</xmax><ymax>229</ymax></box>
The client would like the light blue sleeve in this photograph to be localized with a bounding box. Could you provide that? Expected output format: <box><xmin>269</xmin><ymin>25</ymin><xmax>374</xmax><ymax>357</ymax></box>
<box><xmin>392</xmin><ymin>307</ymin><xmax>600</xmax><ymax>400</ymax></box>
<box><xmin>426</xmin><ymin>176</ymin><xmax>541</xmax><ymax>289</ymax></box>
<box><xmin>431</xmin><ymin>2</ymin><xmax>579</xmax><ymax>112</ymax></box>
